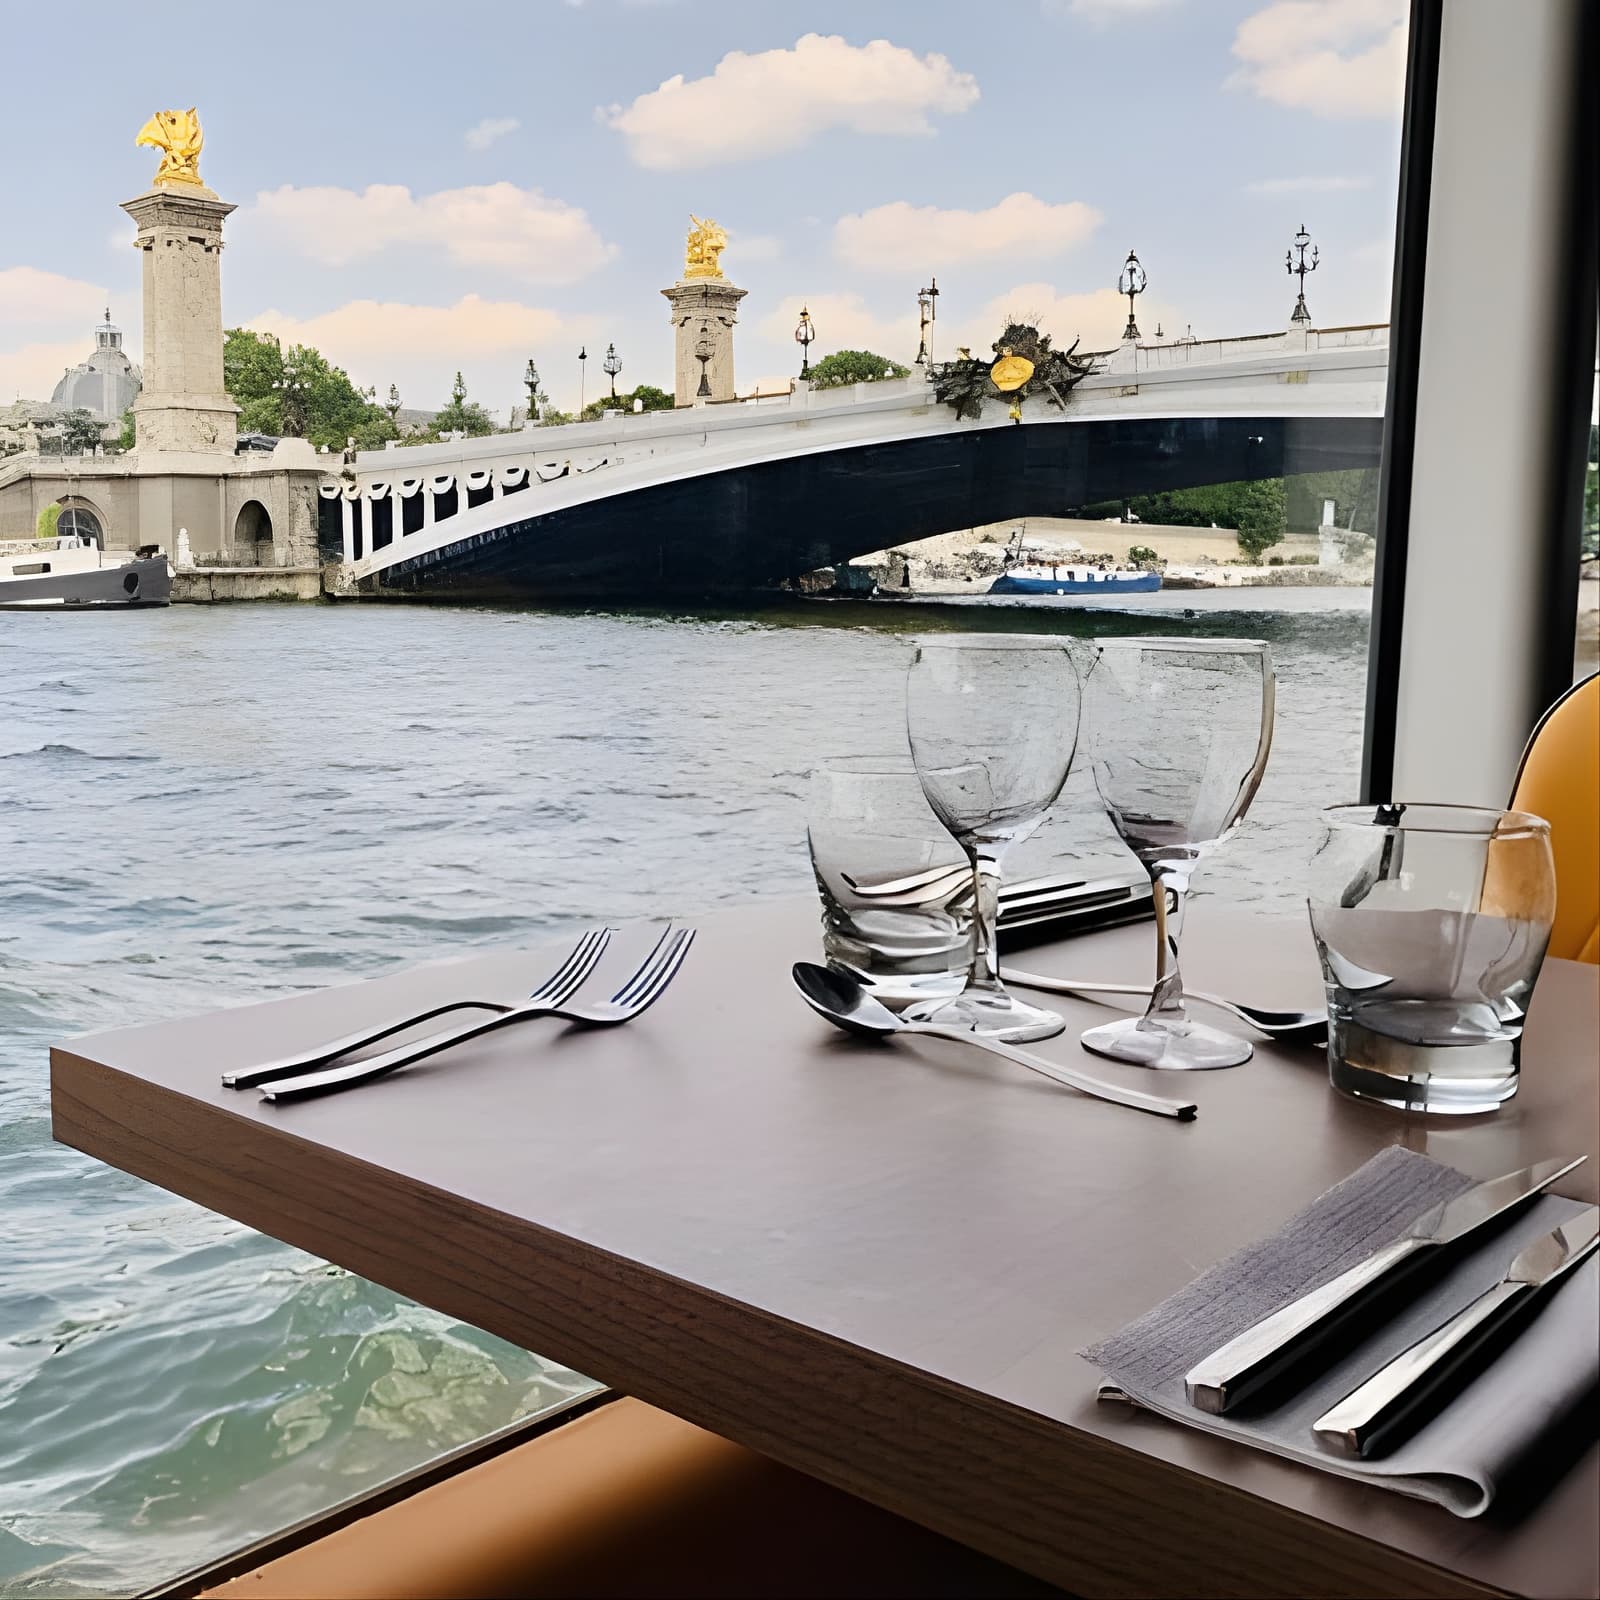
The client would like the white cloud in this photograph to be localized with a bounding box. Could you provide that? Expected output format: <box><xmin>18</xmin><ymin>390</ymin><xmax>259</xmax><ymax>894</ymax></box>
<box><xmin>1230</xmin><ymin>0</ymin><xmax>1406</xmax><ymax>118</ymax></box>
<box><xmin>759</xmin><ymin>293</ymin><xmax>920</xmax><ymax>367</ymax></box>
<box><xmin>242</xmin><ymin>183</ymin><xmax>617</xmax><ymax>283</ymax></box>
<box><xmin>243</xmin><ymin>295</ymin><xmax>595</xmax><ymax>418</ymax></box>
<box><xmin>835</xmin><ymin>193</ymin><xmax>1101</xmax><ymax>273</ymax></box>
<box><xmin>0</xmin><ymin>340</ymin><xmax>91</xmax><ymax>403</ymax></box>
<box><xmin>951</xmin><ymin>283</ymin><xmax>1186</xmax><ymax>356</ymax></box>
<box><xmin>464</xmin><ymin>116</ymin><xmax>520</xmax><ymax>151</ymax></box>
<box><xmin>0</xmin><ymin>267</ymin><xmax>110</xmax><ymax>340</ymax></box>
<box><xmin>0</xmin><ymin>268</ymin><xmax>127</xmax><ymax>400</ymax></box>
<box><xmin>1046</xmin><ymin>0</ymin><xmax>1180</xmax><ymax>19</ymax></box>
<box><xmin>600</xmin><ymin>34</ymin><xmax>979</xmax><ymax>169</ymax></box>
<box><xmin>1245</xmin><ymin>174</ymin><xmax>1371</xmax><ymax>193</ymax></box>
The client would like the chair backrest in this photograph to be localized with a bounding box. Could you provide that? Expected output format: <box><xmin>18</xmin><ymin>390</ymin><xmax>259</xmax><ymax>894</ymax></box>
<box><xmin>1510</xmin><ymin>673</ymin><xmax>1599</xmax><ymax>963</ymax></box>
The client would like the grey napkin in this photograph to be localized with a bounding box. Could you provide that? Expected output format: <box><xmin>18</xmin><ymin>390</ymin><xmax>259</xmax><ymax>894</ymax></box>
<box><xmin>1085</xmin><ymin>1146</ymin><xmax>1598</xmax><ymax>1516</ymax></box>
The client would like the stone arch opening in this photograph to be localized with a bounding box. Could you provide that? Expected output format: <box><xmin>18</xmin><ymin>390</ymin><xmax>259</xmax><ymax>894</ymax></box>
<box><xmin>43</xmin><ymin>497</ymin><xmax>108</xmax><ymax>547</ymax></box>
<box><xmin>234</xmin><ymin>499</ymin><xmax>273</xmax><ymax>561</ymax></box>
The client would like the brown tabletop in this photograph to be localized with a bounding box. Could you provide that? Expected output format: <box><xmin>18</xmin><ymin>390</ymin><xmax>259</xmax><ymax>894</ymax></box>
<box><xmin>51</xmin><ymin>901</ymin><xmax>1599</xmax><ymax>1600</ymax></box>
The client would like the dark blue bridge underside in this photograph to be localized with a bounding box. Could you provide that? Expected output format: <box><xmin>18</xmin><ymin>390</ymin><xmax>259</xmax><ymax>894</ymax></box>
<box><xmin>354</xmin><ymin>415</ymin><xmax>1382</xmax><ymax>599</ymax></box>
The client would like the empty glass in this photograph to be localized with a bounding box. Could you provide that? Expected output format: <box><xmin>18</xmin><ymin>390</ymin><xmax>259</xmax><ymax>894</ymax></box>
<box><xmin>807</xmin><ymin>757</ymin><xmax>972</xmax><ymax>1007</ymax></box>
<box><xmin>1308</xmin><ymin>803</ymin><xmax>1556</xmax><ymax>1113</ymax></box>
<box><xmin>1081</xmin><ymin>637</ymin><xmax>1276</xmax><ymax>1070</ymax></box>
<box><xmin>903</xmin><ymin>634</ymin><xmax>1081</xmax><ymax>1042</ymax></box>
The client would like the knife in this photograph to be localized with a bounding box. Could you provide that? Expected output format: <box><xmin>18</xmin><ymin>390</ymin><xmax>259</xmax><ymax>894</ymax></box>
<box><xmin>1183</xmin><ymin>1155</ymin><xmax>1586</xmax><ymax>1415</ymax></box>
<box><xmin>1312</xmin><ymin>1205</ymin><xmax>1599</xmax><ymax>1458</ymax></box>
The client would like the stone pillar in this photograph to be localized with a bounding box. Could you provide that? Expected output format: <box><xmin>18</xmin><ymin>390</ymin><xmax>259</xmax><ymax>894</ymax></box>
<box><xmin>661</xmin><ymin>278</ymin><xmax>748</xmax><ymax>406</ymax></box>
<box><xmin>121</xmin><ymin>184</ymin><xmax>240</xmax><ymax>453</ymax></box>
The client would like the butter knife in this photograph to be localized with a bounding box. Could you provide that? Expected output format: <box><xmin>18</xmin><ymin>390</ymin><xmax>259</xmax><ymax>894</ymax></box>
<box><xmin>1184</xmin><ymin>1155</ymin><xmax>1586</xmax><ymax>1415</ymax></box>
<box><xmin>1312</xmin><ymin>1205</ymin><xmax>1599</xmax><ymax>1458</ymax></box>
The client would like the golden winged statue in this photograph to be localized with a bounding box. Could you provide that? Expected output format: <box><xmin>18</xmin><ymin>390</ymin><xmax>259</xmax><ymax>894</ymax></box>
<box><xmin>136</xmin><ymin>108</ymin><xmax>205</xmax><ymax>188</ymax></box>
<box><xmin>684</xmin><ymin>215</ymin><xmax>728</xmax><ymax>280</ymax></box>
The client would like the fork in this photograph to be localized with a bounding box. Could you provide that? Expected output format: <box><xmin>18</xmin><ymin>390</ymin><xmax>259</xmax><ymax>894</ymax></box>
<box><xmin>258</xmin><ymin>925</ymin><xmax>697</xmax><ymax>1103</ymax></box>
<box><xmin>223</xmin><ymin>927</ymin><xmax>613</xmax><ymax>1090</ymax></box>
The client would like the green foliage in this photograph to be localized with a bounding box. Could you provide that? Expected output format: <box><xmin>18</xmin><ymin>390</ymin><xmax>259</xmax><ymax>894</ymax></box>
<box><xmin>1583</xmin><ymin>465</ymin><xmax>1597</xmax><ymax>559</ymax></box>
<box><xmin>1284</xmin><ymin>468</ymin><xmax>1378</xmax><ymax>534</ymax></box>
<box><xmin>578</xmin><ymin>384</ymin><xmax>675</xmax><ymax>421</ymax></box>
<box><xmin>223</xmin><ymin>328</ymin><xmax>393</xmax><ymax>451</ymax></box>
<box><xmin>36</xmin><ymin>503</ymin><xmax>61</xmax><ymax>539</ymax></box>
<box><xmin>1233</xmin><ymin>479</ymin><xmax>1287</xmax><ymax>560</ymax></box>
<box><xmin>809</xmin><ymin>350</ymin><xmax>910</xmax><ymax>389</ymax></box>
<box><xmin>538</xmin><ymin>407</ymin><xmax>576</xmax><ymax>427</ymax></box>
<box><xmin>1127</xmin><ymin>545</ymin><xmax>1160</xmax><ymax>566</ymax></box>
<box><xmin>43</xmin><ymin>409</ymin><xmax>105</xmax><ymax>455</ymax></box>
<box><xmin>117</xmin><ymin>409</ymin><xmax>136</xmax><ymax>451</ymax></box>
<box><xmin>430</xmin><ymin>371</ymin><xmax>496</xmax><ymax>437</ymax></box>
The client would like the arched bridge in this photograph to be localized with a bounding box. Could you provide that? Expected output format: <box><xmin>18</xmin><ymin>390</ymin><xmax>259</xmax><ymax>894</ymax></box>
<box><xmin>321</xmin><ymin>325</ymin><xmax>1388</xmax><ymax>600</ymax></box>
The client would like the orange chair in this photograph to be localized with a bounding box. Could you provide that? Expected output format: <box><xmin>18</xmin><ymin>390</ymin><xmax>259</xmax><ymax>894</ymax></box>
<box><xmin>1510</xmin><ymin>673</ymin><xmax>1599</xmax><ymax>963</ymax></box>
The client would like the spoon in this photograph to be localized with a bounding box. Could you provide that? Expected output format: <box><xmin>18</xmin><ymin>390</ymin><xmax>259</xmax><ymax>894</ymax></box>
<box><xmin>792</xmin><ymin>963</ymin><xmax>1197</xmax><ymax>1121</ymax></box>
<box><xmin>999</xmin><ymin>967</ymin><xmax>1328</xmax><ymax>1045</ymax></box>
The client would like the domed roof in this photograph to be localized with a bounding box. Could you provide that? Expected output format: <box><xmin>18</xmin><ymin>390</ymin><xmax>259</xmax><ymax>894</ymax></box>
<box><xmin>50</xmin><ymin>310</ymin><xmax>142</xmax><ymax>419</ymax></box>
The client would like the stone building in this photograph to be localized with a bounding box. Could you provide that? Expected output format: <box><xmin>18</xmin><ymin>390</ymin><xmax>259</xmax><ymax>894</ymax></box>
<box><xmin>50</xmin><ymin>312</ymin><xmax>143</xmax><ymax>421</ymax></box>
<box><xmin>0</xmin><ymin>112</ymin><xmax>321</xmax><ymax>561</ymax></box>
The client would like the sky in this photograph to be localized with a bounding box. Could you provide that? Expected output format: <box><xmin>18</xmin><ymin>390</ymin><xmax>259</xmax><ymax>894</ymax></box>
<box><xmin>0</xmin><ymin>0</ymin><xmax>1406</xmax><ymax>421</ymax></box>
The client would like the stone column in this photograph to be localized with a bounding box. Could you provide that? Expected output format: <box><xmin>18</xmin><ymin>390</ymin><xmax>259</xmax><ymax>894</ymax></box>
<box><xmin>661</xmin><ymin>278</ymin><xmax>748</xmax><ymax>406</ymax></box>
<box><xmin>121</xmin><ymin>184</ymin><xmax>240</xmax><ymax>453</ymax></box>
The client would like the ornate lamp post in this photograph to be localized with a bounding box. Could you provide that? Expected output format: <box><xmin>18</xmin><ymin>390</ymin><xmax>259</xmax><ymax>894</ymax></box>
<box><xmin>1286</xmin><ymin>223</ymin><xmax>1318</xmax><ymax>324</ymax></box>
<box><xmin>914</xmin><ymin>276</ymin><xmax>939</xmax><ymax>365</ymax></box>
<box><xmin>794</xmin><ymin>305</ymin><xmax>815</xmax><ymax>380</ymax></box>
<box><xmin>694</xmin><ymin>323</ymin><xmax>715</xmax><ymax>398</ymax></box>
<box><xmin>603</xmin><ymin>342</ymin><xmax>622</xmax><ymax>400</ymax></box>
<box><xmin>1118</xmin><ymin>249</ymin><xmax>1147</xmax><ymax>342</ymax></box>
<box><xmin>578</xmin><ymin>345</ymin><xmax>587</xmax><ymax>417</ymax></box>
<box><xmin>523</xmin><ymin>359</ymin><xmax>540</xmax><ymax>423</ymax></box>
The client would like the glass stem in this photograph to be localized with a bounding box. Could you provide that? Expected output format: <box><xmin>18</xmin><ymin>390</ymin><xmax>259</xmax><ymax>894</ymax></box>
<box><xmin>966</xmin><ymin>843</ymin><xmax>1005</xmax><ymax>997</ymax></box>
<box><xmin>1145</xmin><ymin>871</ymin><xmax>1188</xmax><ymax>1023</ymax></box>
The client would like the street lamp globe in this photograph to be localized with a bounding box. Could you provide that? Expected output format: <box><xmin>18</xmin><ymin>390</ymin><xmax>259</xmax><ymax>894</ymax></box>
<box><xmin>794</xmin><ymin>306</ymin><xmax>815</xmax><ymax>380</ymax></box>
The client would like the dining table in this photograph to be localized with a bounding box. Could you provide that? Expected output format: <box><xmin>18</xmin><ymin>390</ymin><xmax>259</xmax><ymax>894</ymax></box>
<box><xmin>49</xmin><ymin>898</ymin><xmax>1600</xmax><ymax>1600</ymax></box>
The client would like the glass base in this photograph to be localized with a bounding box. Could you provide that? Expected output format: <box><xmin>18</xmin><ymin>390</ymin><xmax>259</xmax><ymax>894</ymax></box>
<box><xmin>903</xmin><ymin>988</ymin><xmax>1064</xmax><ymax>1044</ymax></box>
<box><xmin>1080</xmin><ymin>1013</ymin><xmax>1253</xmax><ymax>1071</ymax></box>
<box><xmin>1328</xmin><ymin>1017</ymin><xmax>1519</xmax><ymax>1114</ymax></box>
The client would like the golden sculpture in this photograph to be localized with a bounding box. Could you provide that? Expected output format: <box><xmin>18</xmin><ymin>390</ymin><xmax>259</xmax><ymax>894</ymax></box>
<box><xmin>136</xmin><ymin>108</ymin><xmax>205</xmax><ymax>188</ymax></box>
<box><xmin>989</xmin><ymin>351</ymin><xmax>1035</xmax><ymax>393</ymax></box>
<box><xmin>684</xmin><ymin>215</ymin><xmax>728</xmax><ymax>280</ymax></box>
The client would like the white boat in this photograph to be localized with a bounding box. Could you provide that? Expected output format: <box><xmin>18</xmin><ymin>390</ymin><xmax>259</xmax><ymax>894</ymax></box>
<box><xmin>0</xmin><ymin>534</ymin><xmax>171</xmax><ymax>610</ymax></box>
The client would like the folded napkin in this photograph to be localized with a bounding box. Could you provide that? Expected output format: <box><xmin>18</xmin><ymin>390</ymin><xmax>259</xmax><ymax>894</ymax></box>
<box><xmin>1084</xmin><ymin>1146</ymin><xmax>1598</xmax><ymax>1516</ymax></box>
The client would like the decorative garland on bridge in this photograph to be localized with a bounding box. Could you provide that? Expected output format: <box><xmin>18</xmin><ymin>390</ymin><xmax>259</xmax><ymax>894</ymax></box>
<box><xmin>932</xmin><ymin>321</ymin><xmax>1094</xmax><ymax>422</ymax></box>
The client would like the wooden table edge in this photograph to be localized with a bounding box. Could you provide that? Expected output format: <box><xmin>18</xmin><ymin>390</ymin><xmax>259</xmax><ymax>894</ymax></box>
<box><xmin>52</xmin><ymin>1043</ymin><xmax>1516</xmax><ymax>1600</ymax></box>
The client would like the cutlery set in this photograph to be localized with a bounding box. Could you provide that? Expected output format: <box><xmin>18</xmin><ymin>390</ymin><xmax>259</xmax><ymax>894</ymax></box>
<box><xmin>1181</xmin><ymin>1156</ymin><xmax>1594</xmax><ymax>1459</ymax></box>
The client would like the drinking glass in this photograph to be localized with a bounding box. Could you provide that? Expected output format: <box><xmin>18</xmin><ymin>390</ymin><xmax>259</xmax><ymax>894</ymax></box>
<box><xmin>903</xmin><ymin>634</ymin><xmax>1081</xmax><ymax>1042</ymax></box>
<box><xmin>807</xmin><ymin>757</ymin><xmax>973</xmax><ymax>1008</ymax></box>
<box><xmin>1307</xmin><ymin>803</ymin><xmax>1555</xmax><ymax>1113</ymax></box>
<box><xmin>1081</xmin><ymin>637</ymin><xmax>1275</xmax><ymax>1070</ymax></box>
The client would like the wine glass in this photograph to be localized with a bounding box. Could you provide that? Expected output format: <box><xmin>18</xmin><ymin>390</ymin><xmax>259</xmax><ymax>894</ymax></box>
<box><xmin>1081</xmin><ymin>637</ymin><xmax>1275</xmax><ymax>1070</ymax></box>
<box><xmin>903</xmin><ymin>634</ymin><xmax>1081</xmax><ymax>1042</ymax></box>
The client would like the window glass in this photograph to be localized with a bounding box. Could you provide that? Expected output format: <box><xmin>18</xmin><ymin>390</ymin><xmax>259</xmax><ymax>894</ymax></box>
<box><xmin>1577</xmin><ymin>352</ymin><xmax>1598</xmax><ymax>682</ymax></box>
<box><xmin>0</xmin><ymin>3</ymin><xmax>1408</xmax><ymax>1591</ymax></box>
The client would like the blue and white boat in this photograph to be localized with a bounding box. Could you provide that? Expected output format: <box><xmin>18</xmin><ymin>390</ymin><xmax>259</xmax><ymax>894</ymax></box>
<box><xmin>988</xmin><ymin>561</ymin><xmax>1161</xmax><ymax>597</ymax></box>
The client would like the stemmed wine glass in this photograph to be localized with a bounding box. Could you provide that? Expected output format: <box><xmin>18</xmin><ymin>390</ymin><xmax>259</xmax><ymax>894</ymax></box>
<box><xmin>1081</xmin><ymin>637</ymin><xmax>1275</xmax><ymax>1070</ymax></box>
<box><xmin>904</xmin><ymin>634</ymin><xmax>1081</xmax><ymax>1042</ymax></box>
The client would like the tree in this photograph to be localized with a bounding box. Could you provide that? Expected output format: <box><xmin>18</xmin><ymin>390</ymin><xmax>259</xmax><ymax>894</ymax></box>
<box><xmin>36</xmin><ymin>503</ymin><xmax>61</xmax><ymax>539</ymax></box>
<box><xmin>48</xmin><ymin>409</ymin><xmax>105</xmax><ymax>455</ymax></box>
<box><xmin>223</xmin><ymin>328</ymin><xmax>394</xmax><ymax>451</ymax></box>
<box><xmin>385</xmin><ymin>384</ymin><xmax>402</xmax><ymax>426</ymax></box>
<box><xmin>430</xmin><ymin>371</ymin><xmax>496</xmax><ymax>437</ymax></box>
<box><xmin>117</xmin><ymin>409</ymin><xmax>136</xmax><ymax>451</ymax></box>
<box><xmin>1234</xmin><ymin>479</ymin><xmax>1286</xmax><ymax>561</ymax></box>
<box><xmin>809</xmin><ymin>349</ymin><xmax>910</xmax><ymax>389</ymax></box>
<box><xmin>579</xmin><ymin>383</ymin><xmax>676</xmax><ymax>421</ymax></box>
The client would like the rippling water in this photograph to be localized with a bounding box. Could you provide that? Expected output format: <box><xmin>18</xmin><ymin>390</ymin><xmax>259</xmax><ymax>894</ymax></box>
<box><xmin>0</xmin><ymin>597</ymin><xmax>1369</xmax><ymax>1594</ymax></box>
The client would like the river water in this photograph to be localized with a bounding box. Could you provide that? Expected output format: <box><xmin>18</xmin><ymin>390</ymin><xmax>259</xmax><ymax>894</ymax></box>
<box><xmin>0</xmin><ymin>595</ymin><xmax>1370</xmax><ymax>1595</ymax></box>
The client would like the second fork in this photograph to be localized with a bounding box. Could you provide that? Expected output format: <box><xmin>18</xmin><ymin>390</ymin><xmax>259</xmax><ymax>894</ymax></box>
<box><xmin>259</xmin><ymin>924</ymin><xmax>696</xmax><ymax>1103</ymax></box>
